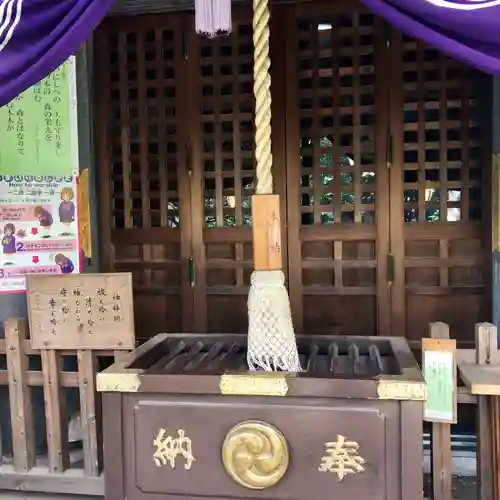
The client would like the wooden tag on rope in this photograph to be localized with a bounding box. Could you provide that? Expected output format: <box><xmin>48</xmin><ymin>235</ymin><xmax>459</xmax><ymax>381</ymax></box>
<box><xmin>252</xmin><ymin>194</ymin><xmax>283</xmax><ymax>271</ymax></box>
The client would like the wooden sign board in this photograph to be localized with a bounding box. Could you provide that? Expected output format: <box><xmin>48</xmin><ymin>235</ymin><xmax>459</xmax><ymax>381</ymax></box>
<box><xmin>422</xmin><ymin>338</ymin><xmax>457</xmax><ymax>424</ymax></box>
<box><xmin>27</xmin><ymin>273</ymin><xmax>135</xmax><ymax>350</ymax></box>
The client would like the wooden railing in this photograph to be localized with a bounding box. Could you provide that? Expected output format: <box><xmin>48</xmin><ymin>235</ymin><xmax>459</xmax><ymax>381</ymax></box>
<box><xmin>0</xmin><ymin>318</ymin><xmax>495</xmax><ymax>498</ymax></box>
<box><xmin>0</xmin><ymin>317</ymin><xmax>129</xmax><ymax>496</ymax></box>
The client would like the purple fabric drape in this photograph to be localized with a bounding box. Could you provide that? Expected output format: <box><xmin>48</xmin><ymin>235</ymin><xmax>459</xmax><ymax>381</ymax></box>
<box><xmin>0</xmin><ymin>0</ymin><xmax>115</xmax><ymax>105</ymax></box>
<box><xmin>361</xmin><ymin>0</ymin><xmax>500</xmax><ymax>74</ymax></box>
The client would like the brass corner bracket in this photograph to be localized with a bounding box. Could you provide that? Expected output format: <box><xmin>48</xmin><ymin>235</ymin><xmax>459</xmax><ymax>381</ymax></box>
<box><xmin>377</xmin><ymin>379</ymin><xmax>427</xmax><ymax>401</ymax></box>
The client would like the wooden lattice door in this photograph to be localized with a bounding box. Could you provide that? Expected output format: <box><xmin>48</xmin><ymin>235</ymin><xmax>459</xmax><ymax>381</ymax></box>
<box><xmin>284</xmin><ymin>2</ymin><xmax>391</xmax><ymax>335</ymax></box>
<box><xmin>187</xmin><ymin>10</ymin><xmax>288</xmax><ymax>333</ymax></box>
<box><xmin>388</xmin><ymin>31</ymin><xmax>491</xmax><ymax>345</ymax></box>
<box><xmin>95</xmin><ymin>15</ymin><xmax>195</xmax><ymax>340</ymax></box>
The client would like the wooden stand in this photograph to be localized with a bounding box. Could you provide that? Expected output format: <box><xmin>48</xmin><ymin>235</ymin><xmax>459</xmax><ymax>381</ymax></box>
<box><xmin>458</xmin><ymin>323</ymin><xmax>500</xmax><ymax>500</ymax></box>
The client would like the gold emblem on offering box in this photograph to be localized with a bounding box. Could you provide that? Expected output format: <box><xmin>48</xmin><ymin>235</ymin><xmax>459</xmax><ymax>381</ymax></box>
<box><xmin>153</xmin><ymin>429</ymin><xmax>195</xmax><ymax>470</ymax></box>
<box><xmin>222</xmin><ymin>420</ymin><xmax>289</xmax><ymax>489</ymax></box>
<box><xmin>318</xmin><ymin>434</ymin><xmax>365</xmax><ymax>481</ymax></box>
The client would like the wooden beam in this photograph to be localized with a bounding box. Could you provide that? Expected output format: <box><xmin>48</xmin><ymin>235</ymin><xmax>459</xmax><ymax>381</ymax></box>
<box><xmin>492</xmin><ymin>75</ymin><xmax>500</xmax><ymax>336</ymax></box>
<box><xmin>5</xmin><ymin>318</ymin><xmax>36</xmax><ymax>473</ymax></box>
<box><xmin>41</xmin><ymin>349</ymin><xmax>70</xmax><ymax>474</ymax></box>
<box><xmin>0</xmin><ymin>465</ymin><xmax>104</xmax><ymax>496</ymax></box>
<box><xmin>78</xmin><ymin>349</ymin><xmax>101</xmax><ymax>476</ymax></box>
<box><xmin>492</xmin><ymin>153</ymin><xmax>500</xmax><ymax>331</ymax></box>
<box><xmin>475</xmin><ymin>323</ymin><xmax>497</xmax><ymax>500</ymax></box>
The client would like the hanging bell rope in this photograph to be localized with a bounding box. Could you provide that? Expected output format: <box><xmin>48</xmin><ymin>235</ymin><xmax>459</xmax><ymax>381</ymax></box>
<box><xmin>246</xmin><ymin>0</ymin><xmax>302</xmax><ymax>372</ymax></box>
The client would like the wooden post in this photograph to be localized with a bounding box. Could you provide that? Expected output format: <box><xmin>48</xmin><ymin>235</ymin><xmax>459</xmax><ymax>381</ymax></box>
<box><xmin>5</xmin><ymin>318</ymin><xmax>36</xmax><ymax>472</ymax></box>
<box><xmin>428</xmin><ymin>322</ymin><xmax>453</xmax><ymax>500</ymax></box>
<box><xmin>78</xmin><ymin>349</ymin><xmax>101</xmax><ymax>476</ymax></box>
<box><xmin>491</xmin><ymin>75</ymin><xmax>500</xmax><ymax>332</ymax></box>
<box><xmin>491</xmin><ymin>82</ymin><xmax>500</xmax><ymax>500</ymax></box>
<box><xmin>41</xmin><ymin>349</ymin><xmax>70</xmax><ymax>473</ymax></box>
<box><xmin>475</xmin><ymin>322</ymin><xmax>497</xmax><ymax>500</ymax></box>
<box><xmin>493</xmin><ymin>153</ymin><xmax>500</xmax><ymax>331</ymax></box>
<box><xmin>114</xmin><ymin>350</ymin><xmax>130</xmax><ymax>363</ymax></box>
<box><xmin>103</xmin><ymin>393</ymin><xmax>124</xmax><ymax>500</ymax></box>
<box><xmin>493</xmin><ymin>392</ymin><xmax>500</xmax><ymax>500</ymax></box>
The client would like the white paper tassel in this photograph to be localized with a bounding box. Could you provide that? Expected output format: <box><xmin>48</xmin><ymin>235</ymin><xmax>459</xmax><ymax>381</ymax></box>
<box><xmin>195</xmin><ymin>0</ymin><xmax>232</xmax><ymax>38</ymax></box>
<box><xmin>247</xmin><ymin>270</ymin><xmax>302</xmax><ymax>372</ymax></box>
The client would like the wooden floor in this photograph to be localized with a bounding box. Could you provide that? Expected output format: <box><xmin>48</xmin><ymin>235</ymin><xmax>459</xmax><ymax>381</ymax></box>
<box><xmin>0</xmin><ymin>479</ymin><xmax>479</xmax><ymax>500</ymax></box>
<box><xmin>0</xmin><ymin>494</ymin><xmax>101</xmax><ymax>500</ymax></box>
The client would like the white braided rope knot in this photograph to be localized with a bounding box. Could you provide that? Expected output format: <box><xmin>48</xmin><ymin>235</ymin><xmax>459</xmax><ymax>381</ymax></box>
<box><xmin>247</xmin><ymin>270</ymin><xmax>302</xmax><ymax>372</ymax></box>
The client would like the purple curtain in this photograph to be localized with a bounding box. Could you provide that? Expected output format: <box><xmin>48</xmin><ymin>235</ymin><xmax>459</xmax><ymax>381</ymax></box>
<box><xmin>361</xmin><ymin>0</ymin><xmax>500</xmax><ymax>74</ymax></box>
<box><xmin>0</xmin><ymin>0</ymin><xmax>115</xmax><ymax>106</ymax></box>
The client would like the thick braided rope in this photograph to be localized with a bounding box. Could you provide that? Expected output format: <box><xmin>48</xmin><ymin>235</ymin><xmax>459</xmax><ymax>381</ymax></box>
<box><xmin>248</xmin><ymin>0</ymin><xmax>302</xmax><ymax>373</ymax></box>
<box><xmin>252</xmin><ymin>0</ymin><xmax>273</xmax><ymax>195</ymax></box>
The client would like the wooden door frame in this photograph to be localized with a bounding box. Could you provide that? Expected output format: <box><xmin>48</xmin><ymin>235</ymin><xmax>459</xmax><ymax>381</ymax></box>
<box><xmin>175</xmin><ymin>13</ymin><xmax>197</xmax><ymax>332</ymax></box>
<box><xmin>283</xmin><ymin>3</ymin><xmax>302</xmax><ymax>330</ymax></box>
<box><xmin>186</xmin><ymin>19</ymin><xmax>206</xmax><ymax>333</ymax></box>
<box><xmin>388</xmin><ymin>28</ymin><xmax>406</xmax><ymax>337</ymax></box>
<box><xmin>374</xmin><ymin>19</ymin><xmax>391</xmax><ymax>335</ymax></box>
<box><xmin>94</xmin><ymin>24</ymin><xmax>113</xmax><ymax>274</ymax></box>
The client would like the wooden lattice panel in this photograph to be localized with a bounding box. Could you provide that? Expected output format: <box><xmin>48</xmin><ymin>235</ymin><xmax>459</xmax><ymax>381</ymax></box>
<box><xmin>297</xmin><ymin>16</ymin><xmax>376</xmax><ymax>227</ymax></box>
<box><xmin>108</xmin><ymin>29</ymin><xmax>181</xmax><ymax>231</ymax></box>
<box><xmin>97</xmin><ymin>18</ymin><xmax>188</xmax><ymax>338</ymax></box>
<box><xmin>196</xmin><ymin>18</ymin><xmax>256</xmax><ymax>333</ymax></box>
<box><xmin>286</xmin><ymin>6</ymin><xmax>384</xmax><ymax>335</ymax></box>
<box><xmin>200</xmin><ymin>24</ymin><xmax>254</xmax><ymax>229</ymax></box>
<box><xmin>393</xmin><ymin>33</ymin><xmax>491</xmax><ymax>343</ymax></box>
<box><xmin>400</xmin><ymin>39</ymin><xmax>484</xmax><ymax>225</ymax></box>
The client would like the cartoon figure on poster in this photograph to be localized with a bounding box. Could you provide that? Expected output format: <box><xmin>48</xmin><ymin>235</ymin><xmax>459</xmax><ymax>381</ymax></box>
<box><xmin>34</xmin><ymin>205</ymin><xmax>54</xmax><ymax>238</ymax></box>
<box><xmin>58</xmin><ymin>186</ymin><xmax>75</xmax><ymax>236</ymax></box>
<box><xmin>2</xmin><ymin>223</ymin><xmax>16</xmax><ymax>266</ymax></box>
<box><xmin>54</xmin><ymin>253</ymin><xmax>74</xmax><ymax>274</ymax></box>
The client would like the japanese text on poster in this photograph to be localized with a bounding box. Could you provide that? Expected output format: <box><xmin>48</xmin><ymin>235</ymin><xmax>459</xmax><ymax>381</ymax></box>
<box><xmin>0</xmin><ymin>57</ymin><xmax>80</xmax><ymax>293</ymax></box>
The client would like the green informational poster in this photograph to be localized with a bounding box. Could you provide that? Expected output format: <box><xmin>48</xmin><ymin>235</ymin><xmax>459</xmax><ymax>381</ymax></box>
<box><xmin>0</xmin><ymin>58</ymin><xmax>81</xmax><ymax>294</ymax></box>
<box><xmin>0</xmin><ymin>59</ymin><xmax>76</xmax><ymax>176</ymax></box>
<box><xmin>424</xmin><ymin>349</ymin><xmax>456</xmax><ymax>423</ymax></box>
